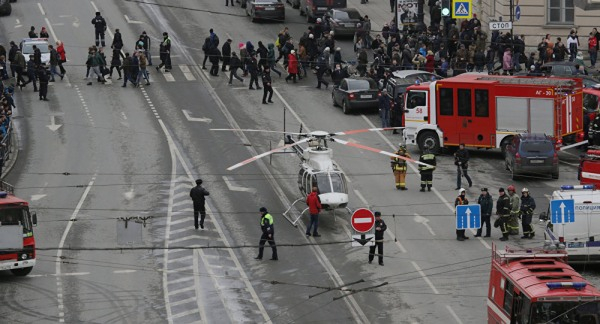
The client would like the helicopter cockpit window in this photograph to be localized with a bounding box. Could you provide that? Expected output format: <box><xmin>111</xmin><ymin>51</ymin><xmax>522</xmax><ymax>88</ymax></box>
<box><xmin>330</xmin><ymin>173</ymin><xmax>345</xmax><ymax>193</ymax></box>
<box><xmin>315</xmin><ymin>174</ymin><xmax>331</xmax><ymax>193</ymax></box>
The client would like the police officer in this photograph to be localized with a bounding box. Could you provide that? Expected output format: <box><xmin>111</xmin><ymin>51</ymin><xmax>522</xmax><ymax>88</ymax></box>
<box><xmin>157</xmin><ymin>32</ymin><xmax>172</xmax><ymax>72</ymax></box>
<box><xmin>475</xmin><ymin>188</ymin><xmax>493</xmax><ymax>237</ymax></box>
<box><xmin>189</xmin><ymin>179</ymin><xmax>210</xmax><ymax>229</ymax></box>
<box><xmin>496</xmin><ymin>188</ymin><xmax>511</xmax><ymax>241</ymax></box>
<box><xmin>368</xmin><ymin>211</ymin><xmax>387</xmax><ymax>266</ymax></box>
<box><xmin>391</xmin><ymin>144</ymin><xmax>410</xmax><ymax>190</ymax></box>
<box><xmin>455</xmin><ymin>188</ymin><xmax>470</xmax><ymax>241</ymax></box>
<box><xmin>256</xmin><ymin>207</ymin><xmax>278</xmax><ymax>261</ymax></box>
<box><xmin>261</xmin><ymin>66</ymin><xmax>274</xmax><ymax>104</ymax></box>
<box><xmin>418</xmin><ymin>145</ymin><xmax>436</xmax><ymax>192</ymax></box>
<box><xmin>91</xmin><ymin>12</ymin><xmax>107</xmax><ymax>47</ymax></box>
<box><xmin>37</xmin><ymin>64</ymin><xmax>49</xmax><ymax>101</ymax></box>
<box><xmin>507</xmin><ymin>185</ymin><xmax>520</xmax><ymax>235</ymax></box>
<box><xmin>454</xmin><ymin>143</ymin><xmax>473</xmax><ymax>189</ymax></box>
<box><xmin>520</xmin><ymin>188</ymin><xmax>536</xmax><ymax>239</ymax></box>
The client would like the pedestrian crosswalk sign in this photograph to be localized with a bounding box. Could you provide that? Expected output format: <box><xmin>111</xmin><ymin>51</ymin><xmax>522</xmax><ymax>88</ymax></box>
<box><xmin>451</xmin><ymin>0</ymin><xmax>472</xmax><ymax>19</ymax></box>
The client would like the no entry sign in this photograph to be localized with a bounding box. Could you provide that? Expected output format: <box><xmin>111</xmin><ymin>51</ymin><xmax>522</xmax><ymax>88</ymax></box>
<box><xmin>351</xmin><ymin>208</ymin><xmax>375</xmax><ymax>233</ymax></box>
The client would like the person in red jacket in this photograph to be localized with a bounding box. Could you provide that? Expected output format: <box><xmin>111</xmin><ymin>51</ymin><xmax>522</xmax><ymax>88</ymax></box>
<box><xmin>285</xmin><ymin>50</ymin><xmax>298</xmax><ymax>83</ymax></box>
<box><xmin>305</xmin><ymin>186</ymin><xmax>322</xmax><ymax>237</ymax></box>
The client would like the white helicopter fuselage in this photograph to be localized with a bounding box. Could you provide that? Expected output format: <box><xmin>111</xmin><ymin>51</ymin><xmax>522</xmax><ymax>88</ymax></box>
<box><xmin>299</xmin><ymin>147</ymin><xmax>349</xmax><ymax>210</ymax></box>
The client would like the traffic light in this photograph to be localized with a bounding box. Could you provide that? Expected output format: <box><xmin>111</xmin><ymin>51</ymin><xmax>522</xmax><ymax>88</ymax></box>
<box><xmin>441</xmin><ymin>0</ymin><xmax>450</xmax><ymax>16</ymax></box>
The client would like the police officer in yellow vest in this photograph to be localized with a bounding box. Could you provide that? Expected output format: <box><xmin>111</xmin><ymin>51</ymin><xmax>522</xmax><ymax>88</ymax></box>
<box><xmin>418</xmin><ymin>145</ymin><xmax>436</xmax><ymax>192</ymax></box>
<box><xmin>255</xmin><ymin>207</ymin><xmax>278</xmax><ymax>261</ymax></box>
<box><xmin>391</xmin><ymin>144</ymin><xmax>410</xmax><ymax>190</ymax></box>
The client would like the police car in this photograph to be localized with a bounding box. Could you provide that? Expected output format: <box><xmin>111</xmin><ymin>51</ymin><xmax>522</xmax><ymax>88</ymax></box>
<box><xmin>19</xmin><ymin>38</ymin><xmax>50</xmax><ymax>65</ymax></box>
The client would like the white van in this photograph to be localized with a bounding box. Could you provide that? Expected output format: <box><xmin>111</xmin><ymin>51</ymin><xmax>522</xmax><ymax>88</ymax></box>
<box><xmin>542</xmin><ymin>185</ymin><xmax>600</xmax><ymax>264</ymax></box>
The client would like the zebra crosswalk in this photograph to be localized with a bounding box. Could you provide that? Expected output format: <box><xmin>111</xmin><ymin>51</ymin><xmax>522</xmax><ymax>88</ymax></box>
<box><xmin>153</xmin><ymin>64</ymin><xmax>197</xmax><ymax>82</ymax></box>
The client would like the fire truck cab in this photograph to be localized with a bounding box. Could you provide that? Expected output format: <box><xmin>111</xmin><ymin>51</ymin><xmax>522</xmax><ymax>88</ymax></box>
<box><xmin>488</xmin><ymin>244</ymin><xmax>600</xmax><ymax>324</ymax></box>
<box><xmin>579</xmin><ymin>149</ymin><xmax>600</xmax><ymax>186</ymax></box>
<box><xmin>0</xmin><ymin>181</ymin><xmax>37</xmax><ymax>276</ymax></box>
<box><xmin>403</xmin><ymin>74</ymin><xmax>583</xmax><ymax>153</ymax></box>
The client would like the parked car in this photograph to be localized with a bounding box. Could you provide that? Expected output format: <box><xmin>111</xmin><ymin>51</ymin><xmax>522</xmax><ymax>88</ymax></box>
<box><xmin>286</xmin><ymin>0</ymin><xmax>300</xmax><ymax>9</ymax></box>
<box><xmin>242</xmin><ymin>0</ymin><xmax>285</xmax><ymax>22</ymax></box>
<box><xmin>505</xmin><ymin>133</ymin><xmax>559</xmax><ymax>180</ymax></box>
<box><xmin>384</xmin><ymin>77</ymin><xmax>415</xmax><ymax>129</ymax></box>
<box><xmin>20</xmin><ymin>38</ymin><xmax>50</xmax><ymax>65</ymax></box>
<box><xmin>0</xmin><ymin>0</ymin><xmax>12</xmax><ymax>16</ymax></box>
<box><xmin>300</xmin><ymin>0</ymin><xmax>346</xmax><ymax>23</ymax></box>
<box><xmin>327</xmin><ymin>8</ymin><xmax>362</xmax><ymax>37</ymax></box>
<box><xmin>332</xmin><ymin>77</ymin><xmax>380</xmax><ymax>114</ymax></box>
<box><xmin>540</xmin><ymin>61</ymin><xmax>591</xmax><ymax>76</ymax></box>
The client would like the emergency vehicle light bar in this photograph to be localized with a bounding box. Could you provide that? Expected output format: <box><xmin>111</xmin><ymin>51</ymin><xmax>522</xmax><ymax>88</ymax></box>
<box><xmin>0</xmin><ymin>191</ymin><xmax>7</xmax><ymax>198</ymax></box>
<box><xmin>546</xmin><ymin>282</ymin><xmax>587</xmax><ymax>290</ymax></box>
<box><xmin>560</xmin><ymin>185</ymin><xmax>595</xmax><ymax>190</ymax></box>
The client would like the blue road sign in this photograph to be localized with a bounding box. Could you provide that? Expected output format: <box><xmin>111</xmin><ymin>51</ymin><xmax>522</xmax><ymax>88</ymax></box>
<box><xmin>456</xmin><ymin>204</ymin><xmax>481</xmax><ymax>229</ymax></box>
<box><xmin>451</xmin><ymin>0</ymin><xmax>472</xmax><ymax>19</ymax></box>
<box><xmin>515</xmin><ymin>5</ymin><xmax>521</xmax><ymax>21</ymax></box>
<box><xmin>550</xmin><ymin>199</ymin><xmax>575</xmax><ymax>224</ymax></box>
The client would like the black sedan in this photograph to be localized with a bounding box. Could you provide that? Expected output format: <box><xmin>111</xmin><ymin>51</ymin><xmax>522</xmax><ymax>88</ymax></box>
<box><xmin>327</xmin><ymin>8</ymin><xmax>362</xmax><ymax>37</ymax></box>
<box><xmin>242</xmin><ymin>0</ymin><xmax>285</xmax><ymax>22</ymax></box>
<box><xmin>332</xmin><ymin>78</ymin><xmax>380</xmax><ymax>114</ymax></box>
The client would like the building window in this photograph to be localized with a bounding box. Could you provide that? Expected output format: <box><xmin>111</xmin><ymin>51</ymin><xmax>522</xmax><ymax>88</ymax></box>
<box><xmin>548</xmin><ymin>0</ymin><xmax>574</xmax><ymax>24</ymax></box>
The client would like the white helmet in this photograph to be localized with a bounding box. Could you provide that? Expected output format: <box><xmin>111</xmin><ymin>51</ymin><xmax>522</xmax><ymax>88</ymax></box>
<box><xmin>522</xmin><ymin>187</ymin><xmax>529</xmax><ymax>193</ymax></box>
<box><xmin>458</xmin><ymin>188</ymin><xmax>466</xmax><ymax>194</ymax></box>
<box><xmin>317</xmin><ymin>18</ymin><xmax>322</xmax><ymax>23</ymax></box>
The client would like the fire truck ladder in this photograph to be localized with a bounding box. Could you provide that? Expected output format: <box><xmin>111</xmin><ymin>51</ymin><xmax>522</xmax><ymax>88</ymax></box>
<box><xmin>492</xmin><ymin>243</ymin><xmax>568</xmax><ymax>265</ymax></box>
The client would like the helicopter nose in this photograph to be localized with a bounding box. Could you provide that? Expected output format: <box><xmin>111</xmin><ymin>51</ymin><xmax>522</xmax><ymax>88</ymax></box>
<box><xmin>319</xmin><ymin>192</ymin><xmax>348</xmax><ymax>208</ymax></box>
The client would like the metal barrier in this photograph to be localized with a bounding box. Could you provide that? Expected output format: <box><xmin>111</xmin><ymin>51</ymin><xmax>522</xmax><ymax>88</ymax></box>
<box><xmin>0</xmin><ymin>121</ymin><xmax>13</xmax><ymax>178</ymax></box>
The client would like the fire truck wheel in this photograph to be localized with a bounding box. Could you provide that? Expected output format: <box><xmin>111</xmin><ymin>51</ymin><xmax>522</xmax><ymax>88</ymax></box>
<box><xmin>417</xmin><ymin>131</ymin><xmax>440</xmax><ymax>153</ymax></box>
<box><xmin>10</xmin><ymin>267</ymin><xmax>33</xmax><ymax>276</ymax></box>
<box><xmin>500</xmin><ymin>137</ymin><xmax>513</xmax><ymax>156</ymax></box>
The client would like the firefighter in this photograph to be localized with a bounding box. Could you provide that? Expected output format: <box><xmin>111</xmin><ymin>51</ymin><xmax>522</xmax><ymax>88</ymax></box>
<box><xmin>520</xmin><ymin>188</ymin><xmax>536</xmax><ymax>239</ymax></box>
<box><xmin>507</xmin><ymin>185</ymin><xmax>521</xmax><ymax>235</ymax></box>
<box><xmin>391</xmin><ymin>144</ymin><xmax>410</xmax><ymax>190</ymax></box>
<box><xmin>418</xmin><ymin>145</ymin><xmax>436</xmax><ymax>192</ymax></box>
<box><xmin>368</xmin><ymin>211</ymin><xmax>387</xmax><ymax>266</ymax></box>
<box><xmin>590</xmin><ymin>113</ymin><xmax>600</xmax><ymax>146</ymax></box>
<box><xmin>455</xmin><ymin>188</ymin><xmax>470</xmax><ymax>241</ymax></box>
<box><xmin>496</xmin><ymin>188</ymin><xmax>511</xmax><ymax>241</ymax></box>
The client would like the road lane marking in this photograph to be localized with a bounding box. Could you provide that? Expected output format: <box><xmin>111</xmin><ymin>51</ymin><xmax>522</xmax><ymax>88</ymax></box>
<box><xmin>55</xmin><ymin>175</ymin><xmax>96</xmax><ymax>323</ymax></box>
<box><xmin>222</xmin><ymin>176</ymin><xmax>255</xmax><ymax>193</ymax></box>
<box><xmin>414</xmin><ymin>213</ymin><xmax>436</xmax><ymax>236</ymax></box>
<box><xmin>90</xmin><ymin>1</ymin><xmax>99</xmax><ymax>13</ymax></box>
<box><xmin>446</xmin><ymin>305</ymin><xmax>464</xmax><ymax>324</ymax></box>
<box><xmin>411</xmin><ymin>261</ymin><xmax>440</xmax><ymax>294</ymax></box>
<box><xmin>353</xmin><ymin>189</ymin><xmax>369</xmax><ymax>208</ymax></box>
<box><xmin>124</xmin><ymin>14</ymin><xmax>144</xmax><ymax>24</ymax></box>
<box><xmin>44</xmin><ymin>18</ymin><xmax>58</xmax><ymax>42</ymax></box>
<box><xmin>163</xmin><ymin>71</ymin><xmax>175</xmax><ymax>82</ymax></box>
<box><xmin>37</xmin><ymin>2</ymin><xmax>46</xmax><ymax>15</ymax></box>
<box><xmin>179</xmin><ymin>65</ymin><xmax>196</xmax><ymax>81</ymax></box>
<box><xmin>113</xmin><ymin>269</ymin><xmax>137</xmax><ymax>274</ymax></box>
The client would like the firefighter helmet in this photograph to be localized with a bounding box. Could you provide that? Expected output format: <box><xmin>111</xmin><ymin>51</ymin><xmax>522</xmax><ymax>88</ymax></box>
<box><xmin>507</xmin><ymin>185</ymin><xmax>516</xmax><ymax>192</ymax></box>
<box><xmin>522</xmin><ymin>187</ymin><xmax>529</xmax><ymax>193</ymax></box>
<box><xmin>458</xmin><ymin>188</ymin><xmax>466</xmax><ymax>195</ymax></box>
<box><xmin>398</xmin><ymin>144</ymin><xmax>406</xmax><ymax>152</ymax></box>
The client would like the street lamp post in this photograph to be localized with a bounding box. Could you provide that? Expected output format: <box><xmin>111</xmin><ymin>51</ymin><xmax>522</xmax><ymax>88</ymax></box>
<box><xmin>416</xmin><ymin>0</ymin><xmax>426</xmax><ymax>32</ymax></box>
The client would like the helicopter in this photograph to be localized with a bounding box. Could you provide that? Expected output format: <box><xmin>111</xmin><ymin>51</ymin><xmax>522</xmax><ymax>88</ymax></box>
<box><xmin>212</xmin><ymin>127</ymin><xmax>431</xmax><ymax>226</ymax></box>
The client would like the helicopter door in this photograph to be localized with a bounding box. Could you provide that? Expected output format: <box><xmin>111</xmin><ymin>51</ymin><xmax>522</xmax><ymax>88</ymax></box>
<box><xmin>298</xmin><ymin>169</ymin><xmax>306</xmax><ymax>194</ymax></box>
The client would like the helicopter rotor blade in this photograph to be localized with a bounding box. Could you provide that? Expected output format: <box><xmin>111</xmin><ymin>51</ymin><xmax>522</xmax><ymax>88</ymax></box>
<box><xmin>227</xmin><ymin>138</ymin><xmax>311</xmax><ymax>171</ymax></box>
<box><xmin>332</xmin><ymin>138</ymin><xmax>431</xmax><ymax>167</ymax></box>
<box><xmin>332</xmin><ymin>127</ymin><xmax>404</xmax><ymax>136</ymax></box>
<box><xmin>211</xmin><ymin>128</ymin><xmax>307</xmax><ymax>136</ymax></box>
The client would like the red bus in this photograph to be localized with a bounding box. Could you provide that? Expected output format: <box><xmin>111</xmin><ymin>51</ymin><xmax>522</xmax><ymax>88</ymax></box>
<box><xmin>488</xmin><ymin>244</ymin><xmax>600</xmax><ymax>323</ymax></box>
<box><xmin>0</xmin><ymin>181</ymin><xmax>37</xmax><ymax>276</ymax></box>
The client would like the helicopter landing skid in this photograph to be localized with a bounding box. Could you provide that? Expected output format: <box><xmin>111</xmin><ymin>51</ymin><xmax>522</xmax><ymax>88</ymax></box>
<box><xmin>283</xmin><ymin>198</ymin><xmax>308</xmax><ymax>227</ymax></box>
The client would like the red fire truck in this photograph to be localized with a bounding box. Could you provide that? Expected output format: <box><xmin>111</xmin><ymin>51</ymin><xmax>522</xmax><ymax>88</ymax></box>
<box><xmin>579</xmin><ymin>149</ymin><xmax>600</xmax><ymax>186</ymax></box>
<box><xmin>488</xmin><ymin>244</ymin><xmax>600</xmax><ymax>323</ymax></box>
<box><xmin>402</xmin><ymin>74</ymin><xmax>583</xmax><ymax>152</ymax></box>
<box><xmin>0</xmin><ymin>181</ymin><xmax>37</xmax><ymax>276</ymax></box>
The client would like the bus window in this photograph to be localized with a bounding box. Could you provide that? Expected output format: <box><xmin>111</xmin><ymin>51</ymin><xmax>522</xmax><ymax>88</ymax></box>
<box><xmin>457</xmin><ymin>89</ymin><xmax>472</xmax><ymax>116</ymax></box>
<box><xmin>439</xmin><ymin>88</ymin><xmax>453</xmax><ymax>115</ymax></box>
<box><xmin>475</xmin><ymin>89</ymin><xmax>489</xmax><ymax>117</ymax></box>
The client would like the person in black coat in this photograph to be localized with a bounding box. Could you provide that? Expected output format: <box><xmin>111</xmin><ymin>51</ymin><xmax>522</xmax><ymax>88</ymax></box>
<box><xmin>37</xmin><ymin>64</ymin><xmax>50</xmax><ymax>101</ymax></box>
<box><xmin>209</xmin><ymin>47</ymin><xmax>221</xmax><ymax>76</ymax></box>
<box><xmin>247</xmin><ymin>55</ymin><xmax>261</xmax><ymax>90</ymax></box>
<box><xmin>228</xmin><ymin>52</ymin><xmax>243</xmax><ymax>84</ymax></box>
<box><xmin>91</xmin><ymin>12</ymin><xmax>107</xmax><ymax>47</ymax></box>
<box><xmin>112</xmin><ymin>29</ymin><xmax>124</xmax><ymax>50</ymax></box>
<box><xmin>190</xmin><ymin>179</ymin><xmax>210</xmax><ymax>229</ymax></box>
<box><xmin>221</xmin><ymin>39</ymin><xmax>232</xmax><ymax>72</ymax></box>
<box><xmin>368</xmin><ymin>212</ymin><xmax>387</xmax><ymax>265</ymax></box>
<box><xmin>256</xmin><ymin>41</ymin><xmax>268</xmax><ymax>71</ymax></box>
<box><xmin>261</xmin><ymin>67</ymin><xmax>273</xmax><ymax>104</ymax></box>
<box><xmin>8</xmin><ymin>41</ymin><xmax>18</xmax><ymax>77</ymax></box>
<box><xmin>473</xmin><ymin>50</ymin><xmax>485</xmax><ymax>72</ymax></box>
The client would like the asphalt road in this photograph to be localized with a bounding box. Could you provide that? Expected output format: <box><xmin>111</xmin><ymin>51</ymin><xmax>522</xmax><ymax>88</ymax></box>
<box><xmin>0</xmin><ymin>0</ymin><xmax>599</xmax><ymax>323</ymax></box>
